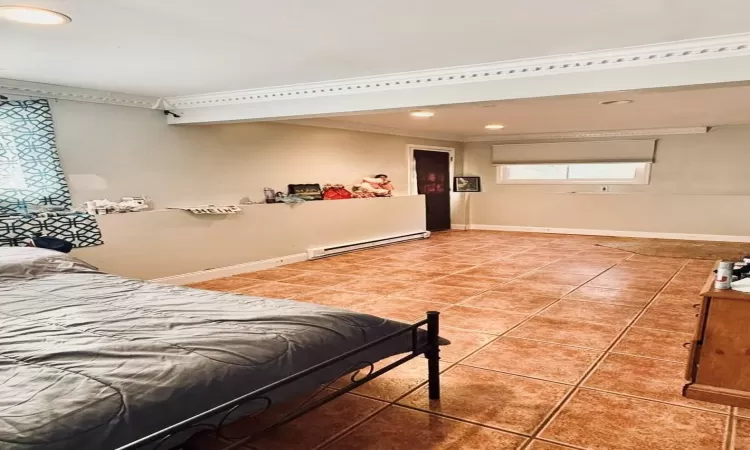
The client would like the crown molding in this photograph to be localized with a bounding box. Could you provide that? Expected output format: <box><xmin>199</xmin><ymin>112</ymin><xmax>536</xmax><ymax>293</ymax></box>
<box><xmin>0</xmin><ymin>78</ymin><xmax>162</xmax><ymax>109</ymax></box>
<box><xmin>280</xmin><ymin>118</ymin><xmax>463</xmax><ymax>142</ymax></box>
<box><xmin>463</xmin><ymin>127</ymin><xmax>709</xmax><ymax>143</ymax></box>
<box><xmin>165</xmin><ymin>33</ymin><xmax>750</xmax><ymax>111</ymax></box>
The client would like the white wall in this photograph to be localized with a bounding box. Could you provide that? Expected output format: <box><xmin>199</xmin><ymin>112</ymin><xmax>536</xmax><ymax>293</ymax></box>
<box><xmin>48</xmin><ymin>100</ymin><xmax>459</xmax><ymax>278</ymax></box>
<box><xmin>461</xmin><ymin>126</ymin><xmax>750</xmax><ymax>237</ymax></box>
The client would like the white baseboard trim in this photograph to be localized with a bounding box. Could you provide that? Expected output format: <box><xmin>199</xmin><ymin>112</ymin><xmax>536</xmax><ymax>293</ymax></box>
<box><xmin>150</xmin><ymin>253</ymin><xmax>308</xmax><ymax>285</ymax></box>
<box><xmin>464</xmin><ymin>224</ymin><xmax>750</xmax><ymax>243</ymax></box>
<box><xmin>451</xmin><ymin>223</ymin><xmax>470</xmax><ymax>231</ymax></box>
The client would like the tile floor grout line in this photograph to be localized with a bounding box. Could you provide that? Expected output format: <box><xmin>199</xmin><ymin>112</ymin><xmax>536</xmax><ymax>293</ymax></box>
<box><xmin>321</xmin><ymin>241</ymin><xmax>610</xmax><ymax>448</ymax></box>
<box><xmin>605</xmin><ymin>348</ymin><xmax>699</xmax><ymax>364</ymax></box>
<box><xmin>726</xmin><ymin>407</ymin><xmax>738</xmax><ymax>450</ymax></box>
<box><xmin>529</xmin><ymin>437</ymin><xmax>588</xmax><ymax>450</ymax></box>
<box><xmin>309</xmin><ymin>402</ymin><xmax>391</xmax><ymax>450</ymax></box>
<box><xmin>523</xmin><ymin>258</ymin><xmax>693</xmax><ymax>446</ymax></box>
<box><xmin>305</xmin><ymin>238</ymin><xmax>492</xmax><ymax>448</ymax></box>
<box><xmin>317</xmin><ymin>360</ymin><xmax>461</xmax><ymax>448</ymax></box>
<box><xmin>448</xmin><ymin>247</ymin><xmax>593</xmax><ymax>308</ymax></box>
<box><xmin>457</xmin><ymin>360</ymin><xmax>593</xmax><ymax>387</ymax></box>
<box><xmin>577</xmin><ymin>385</ymin><xmax>730</xmax><ymax>415</ymax></box>
<box><xmin>335</xmin><ymin>360</ymin><xmax>459</xmax><ymax>406</ymax></box>
<box><xmin>220</xmin><ymin>236</ymin><xmax>494</xmax><ymax>448</ymax></box>
<box><xmin>627</xmin><ymin>323</ymin><xmax>699</xmax><ymax>333</ymax></box>
<box><xmin>217</xmin><ymin>233</ymin><xmax>721</xmax><ymax>450</ymax></box>
<box><xmin>573</xmin><ymin>259</ymin><xmax>691</xmax><ymax>393</ymax></box>
<box><xmin>434</xmin><ymin>246</ymin><xmax>625</xmax><ymax>363</ymax></box>
<box><xmin>494</xmin><ymin>335</ymin><xmax>609</xmax><ymax>351</ymax></box>
<box><xmin>363</xmin><ymin>246</ymin><xmax>629</xmax><ymax>449</ymax></box>
<box><xmin>444</xmin><ymin>263</ymin><xmax>592</xmax><ymax>340</ymax></box>
<box><xmin>386</xmin><ymin>402</ymin><xmax>534</xmax><ymax>440</ymax></box>
<box><xmin>234</xmin><ymin>386</ymin><xmax>392</xmax><ymax>450</ymax></box>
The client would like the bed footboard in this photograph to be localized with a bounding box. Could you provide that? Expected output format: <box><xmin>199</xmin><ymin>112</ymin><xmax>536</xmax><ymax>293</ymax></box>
<box><xmin>426</xmin><ymin>310</ymin><xmax>441</xmax><ymax>400</ymax></box>
<box><xmin>117</xmin><ymin>311</ymin><xmax>442</xmax><ymax>450</ymax></box>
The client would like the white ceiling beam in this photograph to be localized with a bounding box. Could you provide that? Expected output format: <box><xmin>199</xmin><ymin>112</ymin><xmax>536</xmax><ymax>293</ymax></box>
<box><xmin>280</xmin><ymin>118</ymin><xmax>464</xmax><ymax>142</ymax></box>
<box><xmin>165</xmin><ymin>33</ymin><xmax>750</xmax><ymax>125</ymax></box>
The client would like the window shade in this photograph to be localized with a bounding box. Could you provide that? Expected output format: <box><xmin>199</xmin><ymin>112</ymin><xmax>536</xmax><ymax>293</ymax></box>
<box><xmin>491</xmin><ymin>140</ymin><xmax>656</xmax><ymax>165</ymax></box>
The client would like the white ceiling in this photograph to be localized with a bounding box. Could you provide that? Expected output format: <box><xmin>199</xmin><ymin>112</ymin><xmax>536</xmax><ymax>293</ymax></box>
<box><xmin>2</xmin><ymin>0</ymin><xmax>750</xmax><ymax>97</ymax></box>
<box><xmin>292</xmin><ymin>84</ymin><xmax>750</xmax><ymax>139</ymax></box>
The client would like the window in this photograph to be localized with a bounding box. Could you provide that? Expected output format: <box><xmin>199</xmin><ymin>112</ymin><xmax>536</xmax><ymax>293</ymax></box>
<box><xmin>0</xmin><ymin>99</ymin><xmax>73</xmax><ymax>214</ymax></box>
<box><xmin>0</xmin><ymin>99</ymin><xmax>102</xmax><ymax>247</ymax></box>
<box><xmin>497</xmin><ymin>162</ymin><xmax>650</xmax><ymax>184</ymax></box>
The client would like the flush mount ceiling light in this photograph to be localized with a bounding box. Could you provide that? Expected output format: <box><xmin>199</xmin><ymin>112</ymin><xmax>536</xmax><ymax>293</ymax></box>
<box><xmin>484</xmin><ymin>124</ymin><xmax>505</xmax><ymax>130</ymax></box>
<box><xmin>599</xmin><ymin>99</ymin><xmax>634</xmax><ymax>105</ymax></box>
<box><xmin>409</xmin><ymin>110</ymin><xmax>435</xmax><ymax>118</ymax></box>
<box><xmin>0</xmin><ymin>6</ymin><xmax>71</xmax><ymax>25</ymax></box>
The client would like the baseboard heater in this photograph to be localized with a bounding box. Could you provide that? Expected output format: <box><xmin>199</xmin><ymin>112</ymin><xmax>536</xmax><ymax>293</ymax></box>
<box><xmin>307</xmin><ymin>231</ymin><xmax>431</xmax><ymax>259</ymax></box>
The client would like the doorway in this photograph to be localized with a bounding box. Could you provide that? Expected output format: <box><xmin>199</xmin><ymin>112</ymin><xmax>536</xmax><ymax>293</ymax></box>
<box><xmin>408</xmin><ymin>145</ymin><xmax>455</xmax><ymax>232</ymax></box>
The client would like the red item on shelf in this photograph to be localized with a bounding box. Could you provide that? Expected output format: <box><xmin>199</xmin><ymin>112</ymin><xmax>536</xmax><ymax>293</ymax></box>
<box><xmin>323</xmin><ymin>185</ymin><xmax>353</xmax><ymax>200</ymax></box>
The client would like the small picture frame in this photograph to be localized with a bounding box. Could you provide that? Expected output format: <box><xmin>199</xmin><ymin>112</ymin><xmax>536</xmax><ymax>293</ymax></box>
<box><xmin>453</xmin><ymin>176</ymin><xmax>481</xmax><ymax>193</ymax></box>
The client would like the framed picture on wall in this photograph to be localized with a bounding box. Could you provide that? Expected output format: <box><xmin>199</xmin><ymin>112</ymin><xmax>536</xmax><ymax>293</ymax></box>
<box><xmin>453</xmin><ymin>176</ymin><xmax>481</xmax><ymax>193</ymax></box>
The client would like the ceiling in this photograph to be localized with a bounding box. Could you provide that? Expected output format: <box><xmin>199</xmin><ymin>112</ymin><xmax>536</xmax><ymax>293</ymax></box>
<box><xmin>291</xmin><ymin>84</ymin><xmax>750</xmax><ymax>140</ymax></box>
<box><xmin>2</xmin><ymin>0</ymin><xmax>750</xmax><ymax>97</ymax></box>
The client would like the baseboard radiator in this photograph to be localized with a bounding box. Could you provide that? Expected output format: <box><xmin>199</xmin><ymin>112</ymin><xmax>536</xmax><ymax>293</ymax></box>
<box><xmin>307</xmin><ymin>231</ymin><xmax>431</xmax><ymax>259</ymax></box>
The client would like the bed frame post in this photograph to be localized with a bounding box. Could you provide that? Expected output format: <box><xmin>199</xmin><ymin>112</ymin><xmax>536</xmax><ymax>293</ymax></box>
<box><xmin>426</xmin><ymin>310</ymin><xmax>441</xmax><ymax>400</ymax></box>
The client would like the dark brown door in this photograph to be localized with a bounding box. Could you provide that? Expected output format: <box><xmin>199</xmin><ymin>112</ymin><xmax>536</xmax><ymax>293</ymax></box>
<box><xmin>414</xmin><ymin>150</ymin><xmax>451</xmax><ymax>231</ymax></box>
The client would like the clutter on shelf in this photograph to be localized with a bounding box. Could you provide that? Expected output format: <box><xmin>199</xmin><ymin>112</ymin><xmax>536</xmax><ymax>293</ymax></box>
<box><xmin>240</xmin><ymin>191</ymin><xmax>307</xmax><ymax>205</ymax></box>
<box><xmin>351</xmin><ymin>184</ymin><xmax>376</xmax><ymax>198</ymax></box>
<box><xmin>322</xmin><ymin>184</ymin><xmax>352</xmax><ymax>200</ymax></box>
<box><xmin>168</xmin><ymin>205</ymin><xmax>242</xmax><ymax>215</ymax></box>
<box><xmin>252</xmin><ymin>174</ymin><xmax>395</xmax><ymax>204</ymax></box>
<box><xmin>263</xmin><ymin>187</ymin><xmax>276</xmax><ymax>204</ymax></box>
<box><xmin>84</xmin><ymin>197</ymin><xmax>152</xmax><ymax>215</ymax></box>
<box><xmin>288</xmin><ymin>184</ymin><xmax>324</xmax><ymax>201</ymax></box>
<box><xmin>355</xmin><ymin>174</ymin><xmax>395</xmax><ymax>197</ymax></box>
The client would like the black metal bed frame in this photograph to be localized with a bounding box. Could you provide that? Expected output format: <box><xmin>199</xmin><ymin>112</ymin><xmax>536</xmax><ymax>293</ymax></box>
<box><xmin>117</xmin><ymin>311</ymin><xmax>441</xmax><ymax>450</ymax></box>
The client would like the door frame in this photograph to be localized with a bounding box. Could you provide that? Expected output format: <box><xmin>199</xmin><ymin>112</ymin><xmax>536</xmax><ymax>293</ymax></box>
<box><xmin>406</xmin><ymin>144</ymin><xmax>456</xmax><ymax>196</ymax></box>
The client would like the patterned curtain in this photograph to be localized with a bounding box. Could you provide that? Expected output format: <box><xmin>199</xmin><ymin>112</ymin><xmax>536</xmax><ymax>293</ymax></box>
<box><xmin>0</xmin><ymin>100</ymin><xmax>72</xmax><ymax>213</ymax></box>
<box><xmin>0</xmin><ymin>99</ymin><xmax>102</xmax><ymax>247</ymax></box>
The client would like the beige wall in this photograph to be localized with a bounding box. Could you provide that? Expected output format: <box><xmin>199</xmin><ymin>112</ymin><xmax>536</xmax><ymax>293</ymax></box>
<box><xmin>73</xmin><ymin>196</ymin><xmax>427</xmax><ymax>280</ymax></box>
<box><xmin>461</xmin><ymin>126</ymin><xmax>750</xmax><ymax>236</ymax></box>
<box><xmin>52</xmin><ymin>101</ymin><xmax>459</xmax><ymax>206</ymax></box>
<box><xmin>48</xmin><ymin>100</ymin><xmax>460</xmax><ymax>278</ymax></box>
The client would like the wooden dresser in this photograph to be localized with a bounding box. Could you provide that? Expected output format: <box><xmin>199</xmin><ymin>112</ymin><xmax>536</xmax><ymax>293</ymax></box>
<box><xmin>684</xmin><ymin>269</ymin><xmax>750</xmax><ymax>407</ymax></box>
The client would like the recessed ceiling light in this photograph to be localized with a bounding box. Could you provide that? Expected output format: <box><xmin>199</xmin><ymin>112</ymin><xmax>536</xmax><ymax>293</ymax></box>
<box><xmin>409</xmin><ymin>110</ymin><xmax>435</xmax><ymax>118</ymax></box>
<box><xmin>599</xmin><ymin>99</ymin><xmax>634</xmax><ymax>105</ymax></box>
<box><xmin>484</xmin><ymin>124</ymin><xmax>505</xmax><ymax>130</ymax></box>
<box><xmin>0</xmin><ymin>6</ymin><xmax>71</xmax><ymax>25</ymax></box>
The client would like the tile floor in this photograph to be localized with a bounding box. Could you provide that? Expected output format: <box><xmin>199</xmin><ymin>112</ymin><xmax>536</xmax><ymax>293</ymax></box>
<box><xmin>186</xmin><ymin>230</ymin><xmax>746</xmax><ymax>450</ymax></box>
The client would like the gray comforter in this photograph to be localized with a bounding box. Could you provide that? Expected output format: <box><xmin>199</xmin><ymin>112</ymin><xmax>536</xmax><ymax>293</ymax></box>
<box><xmin>0</xmin><ymin>248</ymin><xmax>435</xmax><ymax>450</ymax></box>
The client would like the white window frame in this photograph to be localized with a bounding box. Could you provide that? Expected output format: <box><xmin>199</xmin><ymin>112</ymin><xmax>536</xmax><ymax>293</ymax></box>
<box><xmin>496</xmin><ymin>162</ymin><xmax>651</xmax><ymax>185</ymax></box>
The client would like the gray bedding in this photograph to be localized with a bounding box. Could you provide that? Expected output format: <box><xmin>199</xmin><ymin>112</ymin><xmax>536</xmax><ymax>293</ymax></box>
<box><xmin>0</xmin><ymin>248</ymin><xmax>436</xmax><ymax>450</ymax></box>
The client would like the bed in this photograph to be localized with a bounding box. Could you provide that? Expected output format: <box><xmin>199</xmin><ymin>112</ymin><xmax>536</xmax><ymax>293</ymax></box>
<box><xmin>0</xmin><ymin>248</ymin><xmax>443</xmax><ymax>450</ymax></box>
